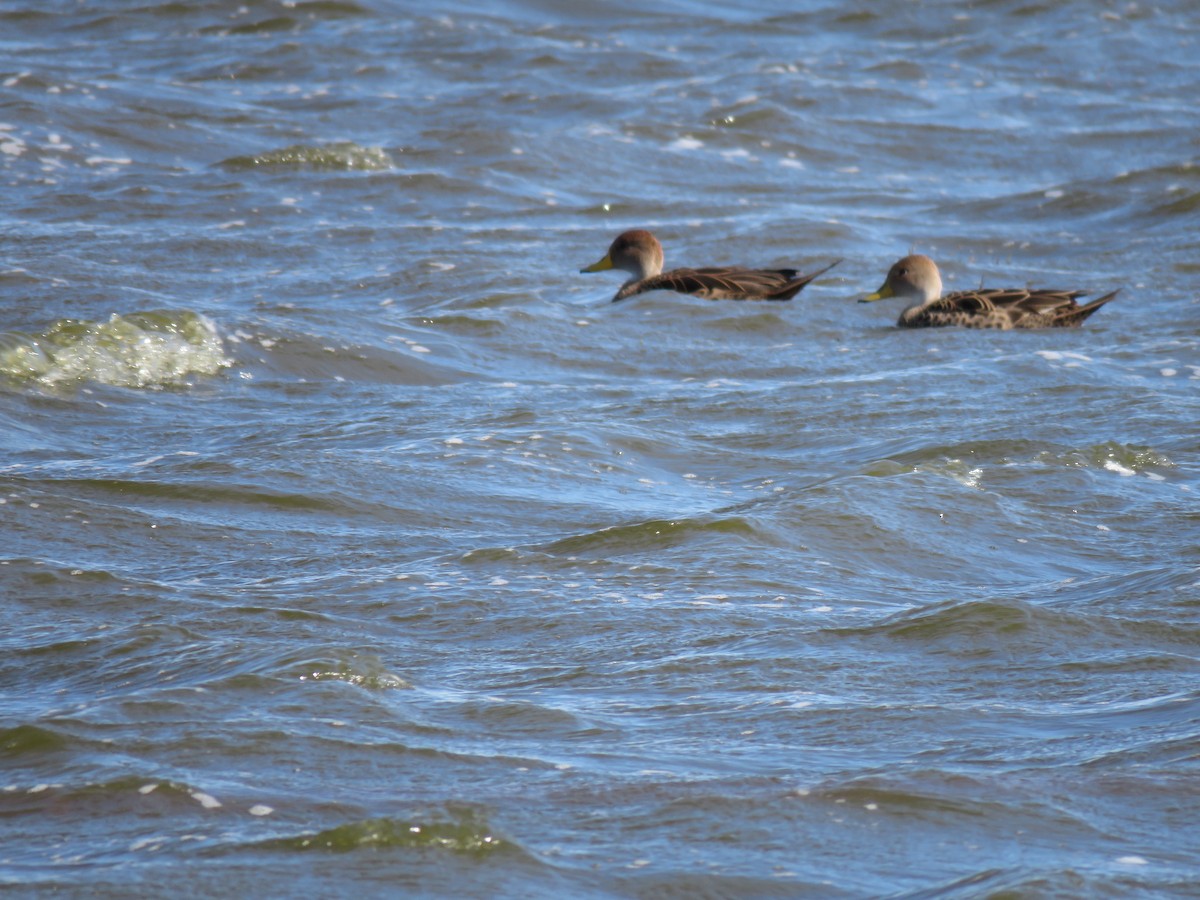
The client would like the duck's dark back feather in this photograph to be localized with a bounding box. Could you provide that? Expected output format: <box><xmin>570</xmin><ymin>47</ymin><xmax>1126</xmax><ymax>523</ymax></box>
<box><xmin>900</xmin><ymin>286</ymin><xmax>1119</xmax><ymax>328</ymax></box>
<box><xmin>613</xmin><ymin>259</ymin><xmax>840</xmax><ymax>302</ymax></box>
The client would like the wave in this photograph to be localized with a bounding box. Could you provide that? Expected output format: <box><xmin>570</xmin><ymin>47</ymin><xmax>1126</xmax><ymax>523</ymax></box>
<box><xmin>256</xmin><ymin>813</ymin><xmax>508</xmax><ymax>855</ymax></box>
<box><xmin>230</xmin><ymin>327</ymin><xmax>469</xmax><ymax>385</ymax></box>
<box><xmin>0</xmin><ymin>310</ymin><xmax>230</xmax><ymax>390</ymax></box>
<box><xmin>852</xmin><ymin>596</ymin><xmax>1094</xmax><ymax>644</ymax></box>
<box><xmin>219</xmin><ymin>142</ymin><xmax>394</xmax><ymax>171</ymax></box>
<box><xmin>933</xmin><ymin>159</ymin><xmax>1200</xmax><ymax>231</ymax></box>
<box><xmin>840</xmin><ymin>596</ymin><xmax>1200</xmax><ymax>665</ymax></box>
<box><xmin>0</xmin><ymin>723</ymin><xmax>71</xmax><ymax>758</ymax></box>
<box><xmin>539</xmin><ymin>515</ymin><xmax>758</xmax><ymax>558</ymax></box>
<box><xmin>872</xmin><ymin>438</ymin><xmax>1174</xmax><ymax>484</ymax></box>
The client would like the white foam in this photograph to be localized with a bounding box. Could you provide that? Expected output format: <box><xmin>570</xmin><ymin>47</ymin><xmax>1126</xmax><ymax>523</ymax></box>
<box><xmin>1104</xmin><ymin>460</ymin><xmax>1136</xmax><ymax>477</ymax></box>
<box><xmin>669</xmin><ymin>137</ymin><xmax>703</xmax><ymax>151</ymax></box>
<box><xmin>190</xmin><ymin>790</ymin><xmax>222</xmax><ymax>809</ymax></box>
<box><xmin>248</xmin><ymin>804</ymin><xmax>274</xmax><ymax>816</ymax></box>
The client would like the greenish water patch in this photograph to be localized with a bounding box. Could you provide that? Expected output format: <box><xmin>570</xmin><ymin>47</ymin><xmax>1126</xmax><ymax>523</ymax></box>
<box><xmin>0</xmin><ymin>724</ymin><xmax>69</xmax><ymax>758</ymax></box>
<box><xmin>262</xmin><ymin>816</ymin><xmax>506</xmax><ymax>854</ymax></box>
<box><xmin>1051</xmin><ymin>442</ymin><xmax>1174</xmax><ymax>474</ymax></box>
<box><xmin>220</xmin><ymin>142</ymin><xmax>394</xmax><ymax>171</ymax></box>
<box><xmin>294</xmin><ymin>652</ymin><xmax>411</xmax><ymax>690</ymax></box>
<box><xmin>542</xmin><ymin>516</ymin><xmax>757</xmax><ymax>557</ymax></box>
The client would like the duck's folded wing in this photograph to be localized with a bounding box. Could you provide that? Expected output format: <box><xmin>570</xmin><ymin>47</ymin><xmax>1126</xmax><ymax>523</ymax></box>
<box><xmin>932</xmin><ymin>289</ymin><xmax>1003</xmax><ymax>315</ymax></box>
<box><xmin>933</xmin><ymin>287</ymin><xmax>1109</xmax><ymax>327</ymax></box>
<box><xmin>615</xmin><ymin>260</ymin><xmax>839</xmax><ymax>302</ymax></box>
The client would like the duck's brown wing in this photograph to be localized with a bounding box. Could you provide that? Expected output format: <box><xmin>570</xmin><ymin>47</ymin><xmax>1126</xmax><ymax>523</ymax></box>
<box><xmin>613</xmin><ymin>259</ymin><xmax>840</xmax><ymax>302</ymax></box>
<box><xmin>903</xmin><ymin>289</ymin><xmax>1007</xmax><ymax>327</ymax></box>
<box><xmin>1045</xmin><ymin>288</ymin><xmax>1119</xmax><ymax>326</ymax></box>
<box><xmin>910</xmin><ymin>287</ymin><xmax>1116</xmax><ymax>328</ymax></box>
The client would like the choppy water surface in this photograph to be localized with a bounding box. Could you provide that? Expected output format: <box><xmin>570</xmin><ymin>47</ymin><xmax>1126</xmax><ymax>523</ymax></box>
<box><xmin>2</xmin><ymin>1</ymin><xmax>1198</xmax><ymax>895</ymax></box>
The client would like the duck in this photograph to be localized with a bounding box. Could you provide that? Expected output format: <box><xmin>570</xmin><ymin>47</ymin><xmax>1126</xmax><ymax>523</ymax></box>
<box><xmin>580</xmin><ymin>229</ymin><xmax>840</xmax><ymax>303</ymax></box>
<box><xmin>860</xmin><ymin>254</ymin><xmax>1117</xmax><ymax>328</ymax></box>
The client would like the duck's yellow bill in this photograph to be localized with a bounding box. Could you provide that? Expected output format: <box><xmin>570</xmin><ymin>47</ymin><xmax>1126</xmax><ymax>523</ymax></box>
<box><xmin>860</xmin><ymin>282</ymin><xmax>894</xmax><ymax>303</ymax></box>
<box><xmin>580</xmin><ymin>253</ymin><xmax>613</xmax><ymax>273</ymax></box>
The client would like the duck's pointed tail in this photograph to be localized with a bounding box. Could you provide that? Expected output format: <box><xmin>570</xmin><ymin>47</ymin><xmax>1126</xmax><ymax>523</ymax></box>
<box><xmin>772</xmin><ymin>258</ymin><xmax>842</xmax><ymax>301</ymax></box>
<box><xmin>1058</xmin><ymin>288</ymin><xmax>1119</xmax><ymax>326</ymax></box>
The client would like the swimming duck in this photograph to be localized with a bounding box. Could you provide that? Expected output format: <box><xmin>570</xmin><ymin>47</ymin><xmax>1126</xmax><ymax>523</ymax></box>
<box><xmin>860</xmin><ymin>254</ymin><xmax>1117</xmax><ymax>328</ymax></box>
<box><xmin>581</xmin><ymin>229</ymin><xmax>840</xmax><ymax>303</ymax></box>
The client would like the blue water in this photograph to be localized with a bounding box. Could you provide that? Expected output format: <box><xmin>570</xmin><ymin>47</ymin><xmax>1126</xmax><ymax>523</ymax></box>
<box><xmin>2</xmin><ymin>1</ymin><xmax>1199</xmax><ymax>896</ymax></box>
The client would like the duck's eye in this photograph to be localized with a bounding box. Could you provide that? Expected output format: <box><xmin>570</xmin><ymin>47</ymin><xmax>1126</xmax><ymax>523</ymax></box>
<box><xmin>896</xmin><ymin>267</ymin><xmax>907</xmax><ymax>276</ymax></box>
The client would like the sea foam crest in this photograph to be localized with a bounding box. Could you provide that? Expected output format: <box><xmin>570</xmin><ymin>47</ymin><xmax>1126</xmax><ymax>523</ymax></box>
<box><xmin>0</xmin><ymin>310</ymin><xmax>231</xmax><ymax>389</ymax></box>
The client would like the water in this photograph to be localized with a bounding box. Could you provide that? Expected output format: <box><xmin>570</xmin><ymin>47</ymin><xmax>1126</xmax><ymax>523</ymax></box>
<box><xmin>2</xmin><ymin>1</ymin><xmax>1198</xmax><ymax>896</ymax></box>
